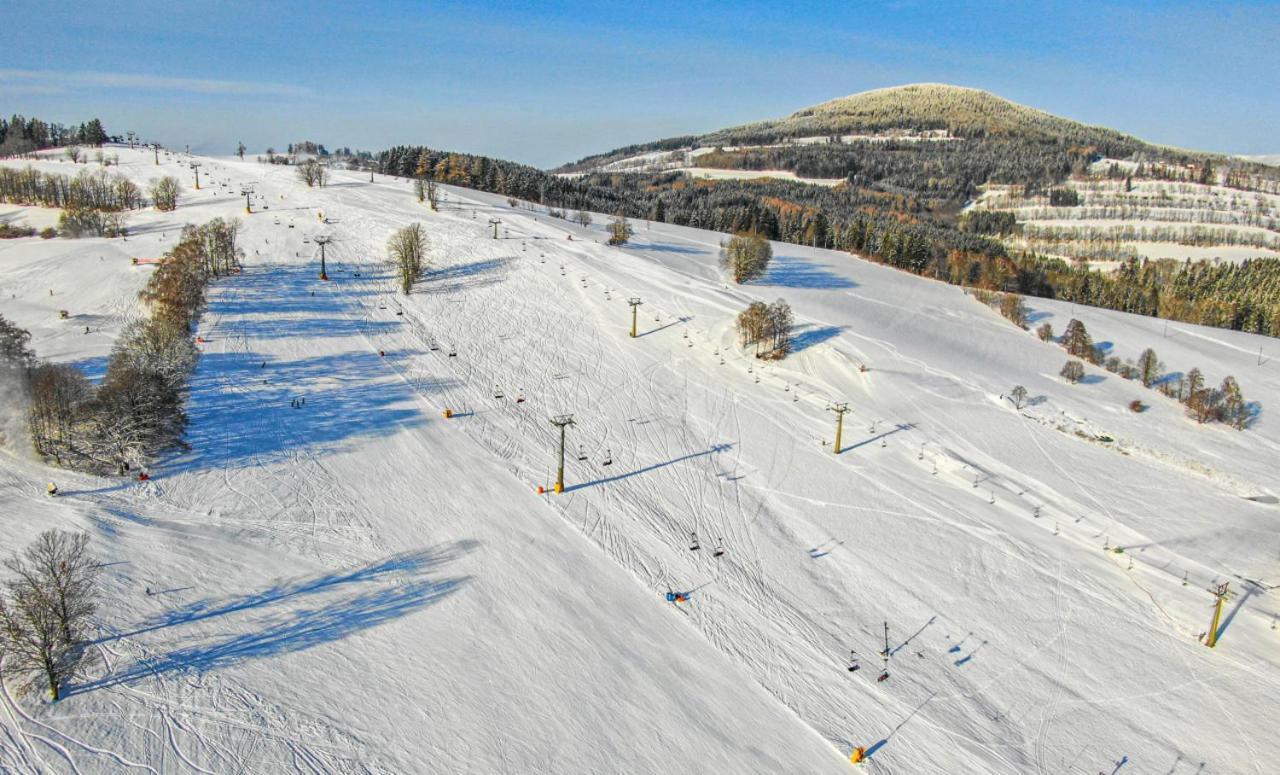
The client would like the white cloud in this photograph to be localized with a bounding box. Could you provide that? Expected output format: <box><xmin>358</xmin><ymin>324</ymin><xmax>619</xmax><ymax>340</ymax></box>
<box><xmin>0</xmin><ymin>69</ymin><xmax>311</xmax><ymax>98</ymax></box>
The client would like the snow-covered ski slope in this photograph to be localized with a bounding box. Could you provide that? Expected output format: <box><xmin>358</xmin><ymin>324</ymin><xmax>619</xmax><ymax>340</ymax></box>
<box><xmin>2</xmin><ymin>147</ymin><xmax>1278</xmax><ymax>774</ymax></box>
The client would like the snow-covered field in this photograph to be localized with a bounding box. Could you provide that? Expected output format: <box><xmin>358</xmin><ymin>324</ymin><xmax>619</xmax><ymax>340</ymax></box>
<box><xmin>2</xmin><ymin>147</ymin><xmax>1278</xmax><ymax>774</ymax></box>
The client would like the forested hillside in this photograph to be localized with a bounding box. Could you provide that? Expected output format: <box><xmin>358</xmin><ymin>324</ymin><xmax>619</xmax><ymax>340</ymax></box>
<box><xmin>376</xmin><ymin>85</ymin><xmax>1280</xmax><ymax>336</ymax></box>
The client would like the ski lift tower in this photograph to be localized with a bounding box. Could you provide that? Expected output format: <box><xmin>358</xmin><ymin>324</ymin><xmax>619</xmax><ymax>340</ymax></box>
<box><xmin>190</xmin><ymin>161</ymin><xmax>202</xmax><ymax>191</ymax></box>
<box><xmin>550</xmin><ymin>415</ymin><xmax>575</xmax><ymax>494</ymax></box>
<box><xmin>240</xmin><ymin>184</ymin><xmax>255</xmax><ymax>214</ymax></box>
<box><xmin>314</xmin><ymin>234</ymin><xmax>331</xmax><ymax>281</ymax></box>
<box><xmin>1206</xmin><ymin>582</ymin><xmax>1230</xmax><ymax>648</ymax></box>
<box><xmin>828</xmin><ymin>402</ymin><xmax>850</xmax><ymax>455</ymax></box>
<box><xmin>627</xmin><ymin>298</ymin><xmax>643</xmax><ymax>338</ymax></box>
<box><xmin>488</xmin><ymin>218</ymin><xmax>502</xmax><ymax>239</ymax></box>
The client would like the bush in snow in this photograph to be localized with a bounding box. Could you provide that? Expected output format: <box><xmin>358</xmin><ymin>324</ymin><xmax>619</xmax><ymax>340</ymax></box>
<box><xmin>1060</xmin><ymin>359</ymin><xmax>1085</xmax><ymax>384</ymax></box>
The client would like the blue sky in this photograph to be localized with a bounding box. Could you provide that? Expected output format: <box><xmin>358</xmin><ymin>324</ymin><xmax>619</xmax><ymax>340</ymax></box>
<box><xmin>2</xmin><ymin>1</ymin><xmax>1276</xmax><ymax>167</ymax></box>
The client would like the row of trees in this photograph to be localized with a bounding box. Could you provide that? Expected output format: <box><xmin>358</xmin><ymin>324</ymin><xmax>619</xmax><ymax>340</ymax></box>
<box><xmin>735</xmin><ymin>299</ymin><xmax>793</xmax><ymax>359</ymax></box>
<box><xmin>0</xmin><ymin>166</ymin><xmax>144</xmax><ymax>211</ymax></box>
<box><xmin>1045</xmin><ymin>319</ymin><xmax>1252</xmax><ymax>428</ymax></box>
<box><xmin>0</xmin><ymin>531</ymin><xmax>100</xmax><ymax>701</ymax></box>
<box><xmin>0</xmin><ymin>114</ymin><xmax>109</xmax><ymax>157</ymax></box>
<box><xmin>15</xmin><ymin>220</ymin><xmax>237</xmax><ymax>472</ymax></box>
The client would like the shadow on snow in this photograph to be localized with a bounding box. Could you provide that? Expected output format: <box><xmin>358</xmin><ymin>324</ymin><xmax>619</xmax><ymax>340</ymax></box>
<box><xmin>74</xmin><ymin>544</ymin><xmax>474</xmax><ymax>695</ymax></box>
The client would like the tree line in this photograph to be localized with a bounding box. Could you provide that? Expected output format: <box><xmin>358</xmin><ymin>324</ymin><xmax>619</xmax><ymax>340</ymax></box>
<box><xmin>1042</xmin><ymin>317</ymin><xmax>1253</xmax><ymax>427</ymax></box>
<box><xmin>3</xmin><ymin>219</ymin><xmax>239</xmax><ymax>474</ymax></box>
<box><xmin>0</xmin><ymin>114</ymin><xmax>109</xmax><ymax>157</ymax></box>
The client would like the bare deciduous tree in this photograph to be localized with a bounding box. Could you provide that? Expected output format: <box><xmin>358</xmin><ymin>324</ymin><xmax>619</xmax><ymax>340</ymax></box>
<box><xmin>388</xmin><ymin>223</ymin><xmax>427</xmax><ymax>294</ymax></box>
<box><xmin>150</xmin><ymin>176</ymin><xmax>180</xmax><ymax>211</ymax></box>
<box><xmin>719</xmin><ymin>232</ymin><xmax>772</xmax><ymax>284</ymax></box>
<box><xmin>607</xmin><ymin>214</ymin><xmax>633</xmax><ymax>246</ymax></box>
<box><xmin>0</xmin><ymin>530</ymin><xmax>99</xmax><ymax>701</ymax></box>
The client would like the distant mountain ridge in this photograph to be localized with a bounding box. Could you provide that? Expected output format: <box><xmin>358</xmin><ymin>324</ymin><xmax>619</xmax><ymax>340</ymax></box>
<box><xmin>558</xmin><ymin>83</ymin><xmax>1179</xmax><ymax>173</ymax></box>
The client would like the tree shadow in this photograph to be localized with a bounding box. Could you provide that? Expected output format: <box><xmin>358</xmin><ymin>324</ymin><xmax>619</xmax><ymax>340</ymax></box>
<box><xmin>791</xmin><ymin>324</ymin><xmax>844</xmax><ymax>353</ymax></box>
<box><xmin>74</xmin><ymin>544</ymin><xmax>473</xmax><ymax>695</ymax></box>
<box><xmin>422</xmin><ymin>258</ymin><xmax>509</xmax><ymax>294</ymax></box>
<box><xmin>1079</xmin><ymin>373</ymin><xmax>1107</xmax><ymax>385</ymax></box>
<box><xmin>631</xmin><ymin>242</ymin><xmax>704</xmax><ymax>255</ymax></box>
<box><xmin>171</xmin><ymin>349</ymin><xmax>450</xmax><ymax>472</ymax></box>
<box><xmin>565</xmin><ymin>443</ymin><xmax>733</xmax><ymax>492</ymax></box>
<box><xmin>758</xmin><ymin>254</ymin><xmax>856</xmax><ymax>289</ymax></box>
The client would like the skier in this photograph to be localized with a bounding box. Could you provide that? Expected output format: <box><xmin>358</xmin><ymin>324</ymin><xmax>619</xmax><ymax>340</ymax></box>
<box><xmin>665</xmin><ymin>591</ymin><xmax>689</xmax><ymax>604</ymax></box>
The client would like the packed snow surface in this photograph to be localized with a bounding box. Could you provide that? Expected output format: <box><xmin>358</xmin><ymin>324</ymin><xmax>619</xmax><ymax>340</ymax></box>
<box><xmin>1</xmin><ymin>147</ymin><xmax>1278</xmax><ymax>774</ymax></box>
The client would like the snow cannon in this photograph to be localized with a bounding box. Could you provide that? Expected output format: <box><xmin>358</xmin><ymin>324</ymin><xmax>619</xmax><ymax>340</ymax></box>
<box><xmin>379</xmin><ymin>350</ymin><xmax>386</xmax><ymax>357</ymax></box>
<box><xmin>138</xmin><ymin>472</ymin><xmax>150</xmax><ymax>481</ymax></box>
<box><xmin>536</xmin><ymin>486</ymin><xmax>546</xmax><ymax>494</ymax></box>
<box><xmin>442</xmin><ymin>408</ymin><xmax>453</xmax><ymax>419</ymax></box>
<box><xmin>554</xmin><ymin>482</ymin><xmax>564</xmax><ymax>494</ymax></box>
<box><xmin>850</xmin><ymin>746</ymin><xmax>866</xmax><ymax>764</ymax></box>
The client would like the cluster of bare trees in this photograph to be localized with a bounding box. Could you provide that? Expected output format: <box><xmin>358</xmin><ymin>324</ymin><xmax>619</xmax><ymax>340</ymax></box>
<box><xmin>719</xmin><ymin>232</ymin><xmax>773</xmax><ymax>284</ymax></box>
<box><xmin>607</xmin><ymin>214</ymin><xmax>633</xmax><ymax>246</ymax></box>
<box><xmin>387</xmin><ymin>223</ymin><xmax>427</xmax><ymax>295</ymax></box>
<box><xmin>735</xmin><ymin>299</ymin><xmax>793</xmax><ymax>359</ymax></box>
<box><xmin>57</xmin><ymin>207</ymin><xmax>129</xmax><ymax>238</ymax></box>
<box><xmin>414</xmin><ymin>177</ymin><xmax>439</xmax><ymax>210</ymax></box>
<box><xmin>0</xmin><ymin>531</ymin><xmax>99</xmax><ymax>701</ymax></box>
<box><xmin>973</xmin><ymin>289</ymin><xmax>1028</xmax><ymax>329</ymax></box>
<box><xmin>149</xmin><ymin>176</ymin><xmax>179</xmax><ymax>211</ymax></box>
<box><xmin>22</xmin><ymin>220</ymin><xmax>235</xmax><ymax>472</ymax></box>
<box><xmin>0</xmin><ymin>166</ymin><xmax>143</xmax><ymax>212</ymax></box>
<box><xmin>296</xmin><ymin>159</ymin><xmax>327</xmax><ymax>188</ymax></box>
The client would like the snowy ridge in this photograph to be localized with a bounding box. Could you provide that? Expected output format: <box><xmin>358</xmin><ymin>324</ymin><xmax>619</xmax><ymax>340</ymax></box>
<box><xmin>1</xmin><ymin>147</ymin><xmax>1278</xmax><ymax>773</ymax></box>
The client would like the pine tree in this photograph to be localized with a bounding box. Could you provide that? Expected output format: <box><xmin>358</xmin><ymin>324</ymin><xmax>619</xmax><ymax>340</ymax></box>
<box><xmin>1061</xmin><ymin>319</ymin><xmax>1099</xmax><ymax>363</ymax></box>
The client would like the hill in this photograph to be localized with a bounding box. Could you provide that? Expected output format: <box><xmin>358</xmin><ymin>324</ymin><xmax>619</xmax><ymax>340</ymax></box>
<box><xmin>2</xmin><ymin>146</ymin><xmax>1279</xmax><ymax>772</ymax></box>
<box><xmin>557</xmin><ymin>83</ymin><xmax>1162</xmax><ymax>175</ymax></box>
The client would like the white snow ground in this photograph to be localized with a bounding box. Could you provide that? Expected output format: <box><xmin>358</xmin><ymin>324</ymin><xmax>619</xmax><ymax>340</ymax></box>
<box><xmin>1</xmin><ymin>147</ymin><xmax>1278</xmax><ymax>774</ymax></box>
